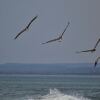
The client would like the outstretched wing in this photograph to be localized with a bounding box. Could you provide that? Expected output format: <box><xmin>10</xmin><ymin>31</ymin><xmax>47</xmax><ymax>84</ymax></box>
<box><xmin>14</xmin><ymin>28</ymin><xmax>27</xmax><ymax>39</ymax></box>
<box><xmin>94</xmin><ymin>57</ymin><xmax>100</xmax><ymax>68</ymax></box>
<box><xmin>27</xmin><ymin>15</ymin><xmax>38</xmax><ymax>29</ymax></box>
<box><xmin>94</xmin><ymin>38</ymin><xmax>100</xmax><ymax>49</ymax></box>
<box><xmin>60</xmin><ymin>21</ymin><xmax>70</xmax><ymax>37</ymax></box>
<box><xmin>76</xmin><ymin>49</ymin><xmax>94</xmax><ymax>53</ymax></box>
<box><xmin>42</xmin><ymin>37</ymin><xmax>59</xmax><ymax>44</ymax></box>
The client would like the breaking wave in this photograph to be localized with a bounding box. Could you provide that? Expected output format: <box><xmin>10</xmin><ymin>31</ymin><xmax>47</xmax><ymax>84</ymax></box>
<box><xmin>27</xmin><ymin>88</ymin><xmax>91</xmax><ymax>100</ymax></box>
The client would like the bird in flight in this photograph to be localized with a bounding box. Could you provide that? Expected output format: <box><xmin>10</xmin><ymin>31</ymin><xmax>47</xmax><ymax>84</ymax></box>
<box><xmin>42</xmin><ymin>21</ymin><xmax>70</xmax><ymax>44</ymax></box>
<box><xmin>94</xmin><ymin>56</ymin><xmax>100</xmax><ymax>68</ymax></box>
<box><xmin>14</xmin><ymin>15</ymin><xmax>38</xmax><ymax>39</ymax></box>
<box><xmin>76</xmin><ymin>38</ymin><xmax>100</xmax><ymax>53</ymax></box>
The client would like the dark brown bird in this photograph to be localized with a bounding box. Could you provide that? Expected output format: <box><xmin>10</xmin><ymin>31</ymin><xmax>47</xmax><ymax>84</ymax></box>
<box><xmin>42</xmin><ymin>21</ymin><xmax>70</xmax><ymax>44</ymax></box>
<box><xmin>94</xmin><ymin>57</ymin><xmax>100</xmax><ymax>68</ymax></box>
<box><xmin>14</xmin><ymin>15</ymin><xmax>38</xmax><ymax>39</ymax></box>
<box><xmin>76</xmin><ymin>38</ymin><xmax>100</xmax><ymax>53</ymax></box>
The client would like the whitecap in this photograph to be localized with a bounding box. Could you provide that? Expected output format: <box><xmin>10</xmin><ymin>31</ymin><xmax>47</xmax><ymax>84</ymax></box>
<box><xmin>42</xmin><ymin>89</ymin><xmax>90</xmax><ymax>100</ymax></box>
<box><xmin>28</xmin><ymin>88</ymin><xmax>91</xmax><ymax>100</ymax></box>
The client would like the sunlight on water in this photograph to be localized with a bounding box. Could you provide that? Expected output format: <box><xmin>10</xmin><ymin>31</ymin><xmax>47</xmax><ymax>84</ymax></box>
<box><xmin>27</xmin><ymin>89</ymin><xmax>91</xmax><ymax>100</ymax></box>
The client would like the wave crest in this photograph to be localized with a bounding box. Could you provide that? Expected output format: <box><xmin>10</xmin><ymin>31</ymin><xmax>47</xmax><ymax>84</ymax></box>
<box><xmin>28</xmin><ymin>88</ymin><xmax>91</xmax><ymax>100</ymax></box>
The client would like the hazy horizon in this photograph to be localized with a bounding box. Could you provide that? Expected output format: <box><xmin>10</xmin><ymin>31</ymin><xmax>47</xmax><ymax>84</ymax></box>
<box><xmin>0</xmin><ymin>63</ymin><xmax>100</xmax><ymax>75</ymax></box>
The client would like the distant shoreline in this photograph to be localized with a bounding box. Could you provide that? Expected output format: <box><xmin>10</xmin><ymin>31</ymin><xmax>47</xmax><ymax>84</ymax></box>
<box><xmin>0</xmin><ymin>63</ymin><xmax>100</xmax><ymax>75</ymax></box>
<box><xmin>0</xmin><ymin>73</ymin><xmax>100</xmax><ymax>76</ymax></box>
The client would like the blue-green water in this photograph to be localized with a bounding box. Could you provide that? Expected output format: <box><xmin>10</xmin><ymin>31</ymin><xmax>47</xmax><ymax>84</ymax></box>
<box><xmin>0</xmin><ymin>75</ymin><xmax>100</xmax><ymax>100</ymax></box>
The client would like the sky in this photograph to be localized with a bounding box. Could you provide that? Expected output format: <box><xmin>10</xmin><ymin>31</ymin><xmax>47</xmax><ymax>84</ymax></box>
<box><xmin>0</xmin><ymin>0</ymin><xmax>100</xmax><ymax>64</ymax></box>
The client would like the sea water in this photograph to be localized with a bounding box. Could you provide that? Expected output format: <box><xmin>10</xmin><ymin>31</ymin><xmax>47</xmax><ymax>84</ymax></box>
<box><xmin>0</xmin><ymin>75</ymin><xmax>100</xmax><ymax>100</ymax></box>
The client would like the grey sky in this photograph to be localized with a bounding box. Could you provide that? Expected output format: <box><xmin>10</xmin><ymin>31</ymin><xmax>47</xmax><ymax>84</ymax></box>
<box><xmin>0</xmin><ymin>0</ymin><xmax>100</xmax><ymax>64</ymax></box>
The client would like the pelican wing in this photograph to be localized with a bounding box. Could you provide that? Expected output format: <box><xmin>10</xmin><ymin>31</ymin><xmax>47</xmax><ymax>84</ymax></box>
<box><xmin>76</xmin><ymin>49</ymin><xmax>94</xmax><ymax>53</ymax></box>
<box><xmin>94</xmin><ymin>57</ymin><xmax>100</xmax><ymax>68</ymax></box>
<box><xmin>60</xmin><ymin>21</ymin><xmax>70</xmax><ymax>37</ymax></box>
<box><xmin>42</xmin><ymin>37</ymin><xmax>59</xmax><ymax>44</ymax></box>
<box><xmin>94</xmin><ymin>38</ymin><xmax>100</xmax><ymax>49</ymax></box>
<box><xmin>14</xmin><ymin>28</ymin><xmax>27</xmax><ymax>39</ymax></box>
<box><xmin>27</xmin><ymin>15</ymin><xmax>38</xmax><ymax>29</ymax></box>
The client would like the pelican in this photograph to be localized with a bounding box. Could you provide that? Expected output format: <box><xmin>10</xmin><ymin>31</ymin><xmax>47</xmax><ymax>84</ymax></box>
<box><xmin>76</xmin><ymin>38</ymin><xmax>100</xmax><ymax>53</ymax></box>
<box><xmin>14</xmin><ymin>15</ymin><xmax>38</xmax><ymax>39</ymax></box>
<box><xmin>42</xmin><ymin>21</ymin><xmax>70</xmax><ymax>44</ymax></box>
<box><xmin>94</xmin><ymin>57</ymin><xmax>100</xmax><ymax>68</ymax></box>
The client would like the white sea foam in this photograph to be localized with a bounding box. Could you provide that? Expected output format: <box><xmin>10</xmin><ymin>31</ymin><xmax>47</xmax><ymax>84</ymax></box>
<box><xmin>28</xmin><ymin>88</ymin><xmax>91</xmax><ymax>100</ymax></box>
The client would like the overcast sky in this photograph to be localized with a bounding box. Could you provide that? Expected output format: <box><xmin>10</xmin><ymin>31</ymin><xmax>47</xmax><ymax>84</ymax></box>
<box><xmin>0</xmin><ymin>0</ymin><xmax>100</xmax><ymax>64</ymax></box>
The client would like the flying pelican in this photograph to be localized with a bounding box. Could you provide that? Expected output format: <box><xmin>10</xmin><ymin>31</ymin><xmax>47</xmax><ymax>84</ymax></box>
<box><xmin>41</xmin><ymin>21</ymin><xmax>70</xmax><ymax>44</ymax></box>
<box><xmin>76</xmin><ymin>38</ymin><xmax>100</xmax><ymax>53</ymax></box>
<box><xmin>94</xmin><ymin>57</ymin><xmax>100</xmax><ymax>68</ymax></box>
<box><xmin>14</xmin><ymin>15</ymin><xmax>38</xmax><ymax>39</ymax></box>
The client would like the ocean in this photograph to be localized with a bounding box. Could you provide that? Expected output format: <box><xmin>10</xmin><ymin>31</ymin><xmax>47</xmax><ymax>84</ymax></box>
<box><xmin>0</xmin><ymin>74</ymin><xmax>100</xmax><ymax>100</ymax></box>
